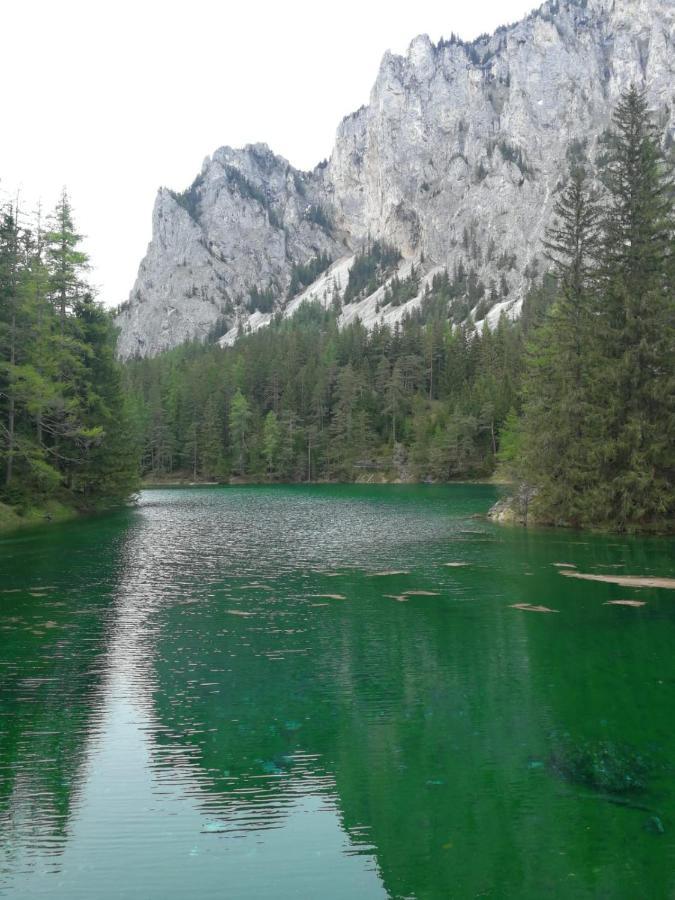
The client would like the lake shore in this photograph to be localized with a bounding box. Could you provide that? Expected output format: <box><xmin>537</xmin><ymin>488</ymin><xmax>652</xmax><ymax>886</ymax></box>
<box><xmin>0</xmin><ymin>499</ymin><xmax>80</xmax><ymax>534</ymax></box>
<box><xmin>488</xmin><ymin>492</ymin><xmax>675</xmax><ymax>536</ymax></box>
<box><xmin>141</xmin><ymin>473</ymin><xmax>511</xmax><ymax>489</ymax></box>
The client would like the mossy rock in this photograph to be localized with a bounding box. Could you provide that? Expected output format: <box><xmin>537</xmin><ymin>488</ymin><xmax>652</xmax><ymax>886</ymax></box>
<box><xmin>550</xmin><ymin>737</ymin><xmax>651</xmax><ymax>794</ymax></box>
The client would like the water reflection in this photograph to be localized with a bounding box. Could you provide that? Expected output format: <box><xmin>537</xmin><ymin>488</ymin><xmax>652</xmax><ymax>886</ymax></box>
<box><xmin>1</xmin><ymin>486</ymin><xmax>674</xmax><ymax>898</ymax></box>
<box><xmin>0</xmin><ymin>525</ymin><xmax>121</xmax><ymax>880</ymax></box>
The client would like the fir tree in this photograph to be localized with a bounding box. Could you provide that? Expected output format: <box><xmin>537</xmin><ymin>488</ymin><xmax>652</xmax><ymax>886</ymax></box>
<box><xmin>200</xmin><ymin>394</ymin><xmax>226</xmax><ymax>479</ymax></box>
<box><xmin>594</xmin><ymin>85</ymin><xmax>675</xmax><ymax>528</ymax></box>
<box><xmin>522</xmin><ymin>165</ymin><xmax>603</xmax><ymax>525</ymax></box>
<box><xmin>0</xmin><ymin>206</ymin><xmax>21</xmax><ymax>487</ymax></box>
<box><xmin>45</xmin><ymin>189</ymin><xmax>89</xmax><ymax>325</ymax></box>
<box><xmin>262</xmin><ymin>410</ymin><xmax>281</xmax><ymax>478</ymax></box>
<box><xmin>229</xmin><ymin>390</ymin><xmax>251</xmax><ymax>475</ymax></box>
<box><xmin>0</xmin><ymin>190</ymin><xmax>138</xmax><ymax>517</ymax></box>
<box><xmin>520</xmin><ymin>87</ymin><xmax>674</xmax><ymax>530</ymax></box>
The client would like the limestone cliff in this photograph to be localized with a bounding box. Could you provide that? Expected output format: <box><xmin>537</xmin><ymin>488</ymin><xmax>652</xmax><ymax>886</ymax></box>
<box><xmin>116</xmin><ymin>0</ymin><xmax>674</xmax><ymax>359</ymax></box>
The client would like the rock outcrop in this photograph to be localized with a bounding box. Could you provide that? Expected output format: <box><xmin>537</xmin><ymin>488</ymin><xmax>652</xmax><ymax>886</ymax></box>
<box><xmin>116</xmin><ymin>0</ymin><xmax>674</xmax><ymax>359</ymax></box>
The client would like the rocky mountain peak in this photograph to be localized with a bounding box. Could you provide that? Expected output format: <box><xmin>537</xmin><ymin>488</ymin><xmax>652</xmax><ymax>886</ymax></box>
<box><xmin>116</xmin><ymin>0</ymin><xmax>673</xmax><ymax>359</ymax></box>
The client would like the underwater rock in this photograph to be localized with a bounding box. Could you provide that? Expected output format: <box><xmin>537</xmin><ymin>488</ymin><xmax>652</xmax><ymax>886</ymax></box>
<box><xmin>645</xmin><ymin>816</ymin><xmax>665</xmax><ymax>835</ymax></box>
<box><xmin>550</xmin><ymin>738</ymin><xmax>651</xmax><ymax>795</ymax></box>
<box><xmin>510</xmin><ymin>604</ymin><xmax>559</xmax><ymax>614</ymax></box>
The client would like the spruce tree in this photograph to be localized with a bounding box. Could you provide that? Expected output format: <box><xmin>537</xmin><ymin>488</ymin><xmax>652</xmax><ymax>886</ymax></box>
<box><xmin>594</xmin><ymin>85</ymin><xmax>674</xmax><ymax>529</ymax></box>
<box><xmin>0</xmin><ymin>190</ymin><xmax>138</xmax><ymax>517</ymax></box>
<box><xmin>384</xmin><ymin>363</ymin><xmax>405</xmax><ymax>444</ymax></box>
<box><xmin>520</xmin><ymin>87</ymin><xmax>674</xmax><ymax>530</ymax></box>
<box><xmin>200</xmin><ymin>394</ymin><xmax>225</xmax><ymax>479</ymax></box>
<box><xmin>229</xmin><ymin>390</ymin><xmax>251</xmax><ymax>475</ymax></box>
<box><xmin>0</xmin><ymin>206</ymin><xmax>21</xmax><ymax>487</ymax></box>
<box><xmin>262</xmin><ymin>410</ymin><xmax>280</xmax><ymax>478</ymax></box>
<box><xmin>522</xmin><ymin>165</ymin><xmax>603</xmax><ymax>525</ymax></box>
<box><xmin>45</xmin><ymin>189</ymin><xmax>89</xmax><ymax>325</ymax></box>
<box><xmin>71</xmin><ymin>294</ymin><xmax>139</xmax><ymax>505</ymax></box>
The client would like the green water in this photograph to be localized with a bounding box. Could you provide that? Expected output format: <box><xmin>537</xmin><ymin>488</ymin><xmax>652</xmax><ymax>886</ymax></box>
<box><xmin>1</xmin><ymin>485</ymin><xmax>674</xmax><ymax>899</ymax></box>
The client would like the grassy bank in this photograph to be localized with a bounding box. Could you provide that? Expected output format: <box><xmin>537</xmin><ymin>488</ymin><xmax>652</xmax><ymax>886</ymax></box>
<box><xmin>0</xmin><ymin>500</ymin><xmax>81</xmax><ymax>534</ymax></box>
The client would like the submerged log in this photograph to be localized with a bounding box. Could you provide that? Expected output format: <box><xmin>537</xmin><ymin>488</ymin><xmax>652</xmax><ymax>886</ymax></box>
<box><xmin>561</xmin><ymin>572</ymin><xmax>675</xmax><ymax>590</ymax></box>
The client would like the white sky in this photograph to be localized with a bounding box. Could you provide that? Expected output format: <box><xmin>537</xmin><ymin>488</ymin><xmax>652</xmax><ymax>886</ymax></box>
<box><xmin>1</xmin><ymin>0</ymin><xmax>538</xmax><ymax>307</ymax></box>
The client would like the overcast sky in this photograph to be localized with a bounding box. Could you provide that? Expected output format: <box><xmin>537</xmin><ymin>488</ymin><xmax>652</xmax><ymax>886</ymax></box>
<box><xmin>1</xmin><ymin>0</ymin><xmax>538</xmax><ymax>307</ymax></box>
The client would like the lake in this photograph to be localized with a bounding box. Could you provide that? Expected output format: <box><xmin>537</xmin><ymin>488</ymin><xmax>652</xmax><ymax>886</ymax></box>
<box><xmin>1</xmin><ymin>485</ymin><xmax>674</xmax><ymax>898</ymax></box>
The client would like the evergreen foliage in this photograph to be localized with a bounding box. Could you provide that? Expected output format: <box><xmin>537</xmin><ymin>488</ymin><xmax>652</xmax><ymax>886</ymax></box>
<box><xmin>305</xmin><ymin>205</ymin><xmax>332</xmax><ymax>231</ymax></box>
<box><xmin>247</xmin><ymin>286</ymin><xmax>277</xmax><ymax>314</ymax></box>
<box><xmin>0</xmin><ymin>192</ymin><xmax>139</xmax><ymax>518</ymax></box>
<box><xmin>520</xmin><ymin>87</ymin><xmax>674</xmax><ymax>531</ymax></box>
<box><xmin>287</xmin><ymin>253</ymin><xmax>332</xmax><ymax>299</ymax></box>
<box><xmin>170</xmin><ymin>175</ymin><xmax>204</xmax><ymax>220</ymax></box>
<box><xmin>123</xmin><ymin>89</ymin><xmax>672</xmax><ymax>534</ymax></box>
<box><xmin>497</xmin><ymin>141</ymin><xmax>533</xmax><ymax>178</ymax></box>
<box><xmin>5</xmin><ymin>89</ymin><xmax>669</xmax><ymax>536</ymax></box>
<box><xmin>343</xmin><ymin>241</ymin><xmax>402</xmax><ymax>304</ymax></box>
<box><xmin>124</xmin><ymin>298</ymin><xmax>526</xmax><ymax>485</ymax></box>
<box><xmin>224</xmin><ymin>166</ymin><xmax>282</xmax><ymax>229</ymax></box>
<box><xmin>381</xmin><ymin>266</ymin><xmax>420</xmax><ymax>308</ymax></box>
<box><xmin>418</xmin><ymin>265</ymin><xmax>486</xmax><ymax>324</ymax></box>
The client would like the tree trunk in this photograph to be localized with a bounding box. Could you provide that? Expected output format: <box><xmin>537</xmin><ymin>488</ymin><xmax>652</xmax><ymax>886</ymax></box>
<box><xmin>5</xmin><ymin>307</ymin><xmax>16</xmax><ymax>486</ymax></box>
<box><xmin>6</xmin><ymin>399</ymin><xmax>14</xmax><ymax>486</ymax></box>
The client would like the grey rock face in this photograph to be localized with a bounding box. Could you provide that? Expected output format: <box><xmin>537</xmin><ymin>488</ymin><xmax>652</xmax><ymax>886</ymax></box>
<box><xmin>116</xmin><ymin>0</ymin><xmax>674</xmax><ymax>359</ymax></box>
<box><xmin>116</xmin><ymin>144</ymin><xmax>342</xmax><ymax>358</ymax></box>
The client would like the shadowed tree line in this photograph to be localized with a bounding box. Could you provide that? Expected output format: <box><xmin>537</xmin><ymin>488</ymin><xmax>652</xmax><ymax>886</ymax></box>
<box><xmin>0</xmin><ymin>190</ymin><xmax>139</xmax><ymax>519</ymax></box>
<box><xmin>503</xmin><ymin>86</ymin><xmax>674</xmax><ymax>531</ymax></box>
<box><xmin>123</xmin><ymin>296</ymin><xmax>530</xmax><ymax>486</ymax></box>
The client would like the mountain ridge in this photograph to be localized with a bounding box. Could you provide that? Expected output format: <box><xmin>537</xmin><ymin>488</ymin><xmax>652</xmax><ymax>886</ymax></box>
<box><xmin>116</xmin><ymin>0</ymin><xmax>674</xmax><ymax>358</ymax></box>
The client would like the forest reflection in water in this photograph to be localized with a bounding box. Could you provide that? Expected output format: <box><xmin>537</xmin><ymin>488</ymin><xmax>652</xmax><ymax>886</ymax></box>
<box><xmin>1</xmin><ymin>485</ymin><xmax>674</xmax><ymax>899</ymax></box>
